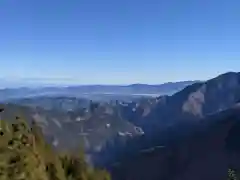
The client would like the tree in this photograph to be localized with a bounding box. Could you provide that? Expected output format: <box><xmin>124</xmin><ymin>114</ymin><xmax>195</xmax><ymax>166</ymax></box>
<box><xmin>0</xmin><ymin>117</ymin><xmax>111</xmax><ymax>180</ymax></box>
<box><xmin>228</xmin><ymin>169</ymin><xmax>238</xmax><ymax>180</ymax></box>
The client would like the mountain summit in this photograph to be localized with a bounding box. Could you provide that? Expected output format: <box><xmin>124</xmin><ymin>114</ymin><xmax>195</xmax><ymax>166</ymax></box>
<box><xmin>140</xmin><ymin>72</ymin><xmax>240</xmax><ymax>131</ymax></box>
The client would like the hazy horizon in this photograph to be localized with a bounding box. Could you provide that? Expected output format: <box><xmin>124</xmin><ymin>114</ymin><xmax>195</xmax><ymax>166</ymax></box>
<box><xmin>0</xmin><ymin>77</ymin><xmax>200</xmax><ymax>88</ymax></box>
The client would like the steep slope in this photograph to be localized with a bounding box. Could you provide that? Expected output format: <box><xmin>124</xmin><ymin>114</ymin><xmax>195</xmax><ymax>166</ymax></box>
<box><xmin>141</xmin><ymin>72</ymin><xmax>240</xmax><ymax>131</ymax></box>
<box><xmin>117</xmin><ymin>97</ymin><xmax>159</xmax><ymax>125</ymax></box>
<box><xmin>0</xmin><ymin>118</ymin><xmax>111</xmax><ymax>180</ymax></box>
<box><xmin>92</xmin><ymin>72</ymin><xmax>240</xmax><ymax>167</ymax></box>
<box><xmin>109</xmin><ymin>104</ymin><xmax>240</xmax><ymax>180</ymax></box>
<box><xmin>0</xmin><ymin>103</ymin><xmax>142</xmax><ymax>152</ymax></box>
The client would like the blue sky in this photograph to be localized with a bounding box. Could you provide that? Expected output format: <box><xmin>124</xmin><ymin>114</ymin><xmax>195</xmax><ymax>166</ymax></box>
<box><xmin>0</xmin><ymin>0</ymin><xmax>239</xmax><ymax>84</ymax></box>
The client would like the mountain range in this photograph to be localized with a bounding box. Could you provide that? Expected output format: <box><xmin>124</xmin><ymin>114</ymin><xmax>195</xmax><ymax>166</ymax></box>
<box><xmin>138</xmin><ymin>72</ymin><xmax>240</xmax><ymax>132</ymax></box>
<box><xmin>0</xmin><ymin>102</ymin><xmax>145</xmax><ymax>153</ymax></box>
<box><xmin>94</xmin><ymin>72</ymin><xmax>240</xmax><ymax>180</ymax></box>
<box><xmin>0</xmin><ymin>72</ymin><xmax>240</xmax><ymax>179</ymax></box>
<box><xmin>0</xmin><ymin>81</ymin><xmax>198</xmax><ymax>101</ymax></box>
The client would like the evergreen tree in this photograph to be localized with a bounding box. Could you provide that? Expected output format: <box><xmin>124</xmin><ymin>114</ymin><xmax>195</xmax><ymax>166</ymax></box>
<box><xmin>0</xmin><ymin>117</ymin><xmax>111</xmax><ymax>180</ymax></box>
<box><xmin>228</xmin><ymin>169</ymin><xmax>238</xmax><ymax>180</ymax></box>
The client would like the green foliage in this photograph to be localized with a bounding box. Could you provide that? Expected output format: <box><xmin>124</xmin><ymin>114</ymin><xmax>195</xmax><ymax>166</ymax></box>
<box><xmin>88</xmin><ymin>169</ymin><xmax>111</xmax><ymax>180</ymax></box>
<box><xmin>60</xmin><ymin>150</ymin><xmax>110</xmax><ymax>180</ymax></box>
<box><xmin>0</xmin><ymin>115</ymin><xmax>111</xmax><ymax>180</ymax></box>
<box><xmin>228</xmin><ymin>169</ymin><xmax>239</xmax><ymax>180</ymax></box>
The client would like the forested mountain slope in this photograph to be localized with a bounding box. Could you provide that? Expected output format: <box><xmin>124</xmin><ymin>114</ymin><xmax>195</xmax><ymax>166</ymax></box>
<box><xmin>0</xmin><ymin>115</ymin><xmax>111</xmax><ymax>180</ymax></box>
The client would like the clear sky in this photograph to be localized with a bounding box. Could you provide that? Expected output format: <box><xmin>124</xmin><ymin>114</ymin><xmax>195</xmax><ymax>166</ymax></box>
<box><xmin>0</xmin><ymin>0</ymin><xmax>239</xmax><ymax>84</ymax></box>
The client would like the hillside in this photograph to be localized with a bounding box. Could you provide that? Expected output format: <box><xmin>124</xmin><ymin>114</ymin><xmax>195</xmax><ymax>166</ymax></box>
<box><xmin>108</xmin><ymin>104</ymin><xmax>240</xmax><ymax>180</ymax></box>
<box><xmin>140</xmin><ymin>72</ymin><xmax>240</xmax><ymax>132</ymax></box>
<box><xmin>0</xmin><ymin>102</ymin><xmax>143</xmax><ymax>153</ymax></box>
<box><xmin>0</xmin><ymin>117</ymin><xmax>111</xmax><ymax>180</ymax></box>
<box><xmin>94</xmin><ymin>72</ymin><xmax>240</xmax><ymax>174</ymax></box>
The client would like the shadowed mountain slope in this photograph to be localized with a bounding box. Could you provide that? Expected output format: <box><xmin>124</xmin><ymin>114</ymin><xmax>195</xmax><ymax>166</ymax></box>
<box><xmin>141</xmin><ymin>72</ymin><xmax>240</xmax><ymax>131</ymax></box>
<box><xmin>109</xmin><ymin>104</ymin><xmax>240</xmax><ymax>180</ymax></box>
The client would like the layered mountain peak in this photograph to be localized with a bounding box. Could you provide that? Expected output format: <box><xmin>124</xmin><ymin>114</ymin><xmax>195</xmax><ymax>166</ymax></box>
<box><xmin>182</xmin><ymin>71</ymin><xmax>240</xmax><ymax>115</ymax></box>
<box><xmin>140</xmin><ymin>72</ymin><xmax>240</xmax><ymax>131</ymax></box>
<box><xmin>211</xmin><ymin>71</ymin><xmax>240</xmax><ymax>81</ymax></box>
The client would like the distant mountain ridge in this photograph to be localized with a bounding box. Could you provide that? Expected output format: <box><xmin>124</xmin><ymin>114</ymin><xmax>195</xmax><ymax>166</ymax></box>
<box><xmin>0</xmin><ymin>81</ymin><xmax>198</xmax><ymax>101</ymax></box>
<box><xmin>0</xmin><ymin>79</ymin><xmax>199</xmax><ymax>88</ymax></box>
